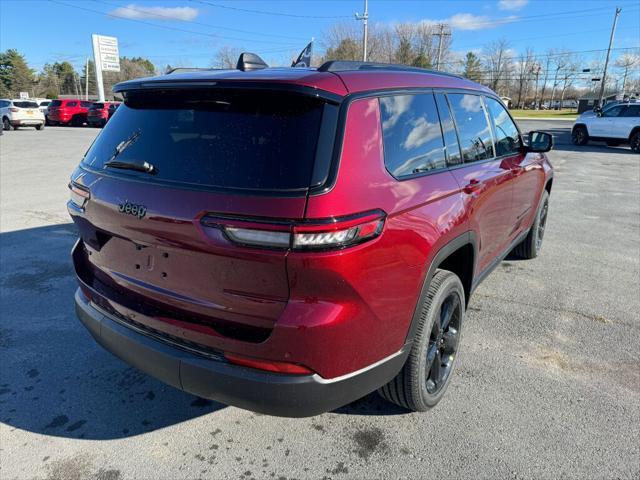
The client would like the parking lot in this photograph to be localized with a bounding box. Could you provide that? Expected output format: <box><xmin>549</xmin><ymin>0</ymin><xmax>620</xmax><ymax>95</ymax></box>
<box><xmin>1</xmin><ymin>121</ymin><xmax>639</xmax><ymax>479</ymax></box>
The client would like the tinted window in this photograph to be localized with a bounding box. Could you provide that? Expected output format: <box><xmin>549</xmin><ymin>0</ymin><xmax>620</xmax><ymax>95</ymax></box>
<box><xmin>434</xmin><ymin>93</ymin><xmax>462</xmax><ymax>166</ymax></box>
<box><xmin>50</xmin><ymin>100</ymin><xmax>62</xmax><ymax>107</ymax></box>
<box><xmin>81</xmin><ymin>89</ymin><xmax>325</xmax><ymax>192</ymax></box>
<box><xmin>91</xmin><ymin>103</ymin><xmax>104</xmax><ymax>109</ymax></box>
<box><xmin>602</xmin><ymin>105</ymin><xmax>624</xmax><ymax>117</ymax></box>
<box><xmin>39</xmin><ymin>101</ymin><xmax>50</xmax><ymax>107</ymax></box>
<box><xmin>485</xmin><ymin>97</ymin><xmax>521</xmax><ymax>156</ymax></box>
<box><xmin>66</xmin><ymin>101</ymin><xmax>77</xmax><ymax>107</ymax></box>
<box><xmin>447</xmin><ymin>93</ymin><xmax>494</xmax><ymax>162</ymax></box>
<box><xmin>0</xmin><ymin>100</ymin><xmax>8</xmax><ymax>107</ymax></box>
<box><xmin>81</xmin><ymin>101</ymin><xmax>93</xmax><ymax>108</ymax></box>
<box><xmin>379</xmin><ymin>93</ymin><xmax>446</xmax><ymax>178</ymax></box>
<box><xmin>13</xmin><ymin>101</ymin><xmax>39</xmax><ymax>108</ymax></box>
<box><xmin>621</xmin><ymin>105</ymin><xmax>640</xmax><ymax>117</ymax></box>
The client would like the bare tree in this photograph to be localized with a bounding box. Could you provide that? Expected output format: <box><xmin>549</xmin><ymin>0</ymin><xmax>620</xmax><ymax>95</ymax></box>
<box><xmin>213</xmin><ymin>45</ymin><xmax>244</xmax><ymax>69</ymax></box>
<box><xmin>615</xmin><ymin>53</ymin><xmax>640</xmax><ymax>97</ymax></box>
<box><xmin>483</xmin><ymin>39</ymin><xmax>513</xmax><ymax>94</ymax></box>
<box><xmin>514</xmin><ymin>48</ymin><xmax>535</xmax><ymax>108</ymax></box>
<box><xmin>549</xmin><ymin>51</ymin><xmax>572</xmax><ymax>108</ymax></box>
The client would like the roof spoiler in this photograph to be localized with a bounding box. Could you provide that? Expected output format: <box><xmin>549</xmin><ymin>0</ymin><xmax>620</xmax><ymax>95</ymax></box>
<box><xmin>236</xmin><ymin>52</ymin><xmax>268</xmax><ymax>72</ymax></box>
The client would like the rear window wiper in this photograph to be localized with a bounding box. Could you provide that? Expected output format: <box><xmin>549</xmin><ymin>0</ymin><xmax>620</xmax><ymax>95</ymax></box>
<box><xmin>104</xmin><ymin>159</ymin><xmax>156</xmax><ymax>174</ymax></box>
<box><xmin>104</xmin><ymin>130</ymin><xmax>156</xmax><ymax>174</ymax></box>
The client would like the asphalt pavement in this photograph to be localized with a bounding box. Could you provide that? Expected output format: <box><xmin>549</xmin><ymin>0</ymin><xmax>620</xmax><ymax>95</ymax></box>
<box><xmin>0</xmin><ymin>121</ymin><xmax>638</xmax><ymax>479</ymax></box>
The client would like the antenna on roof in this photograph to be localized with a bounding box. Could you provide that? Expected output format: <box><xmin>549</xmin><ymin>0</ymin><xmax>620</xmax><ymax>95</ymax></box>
<box><xmin>236</xmin><ymin>52</ymin><xmax>268</xmax><ymax>72</ymax></box>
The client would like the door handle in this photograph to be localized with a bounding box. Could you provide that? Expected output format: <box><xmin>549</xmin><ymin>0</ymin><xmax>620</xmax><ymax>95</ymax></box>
<box><xmin>463</xmin><ymin>179</ymin><xmax>481</xmax><ymax>195</ymax></box>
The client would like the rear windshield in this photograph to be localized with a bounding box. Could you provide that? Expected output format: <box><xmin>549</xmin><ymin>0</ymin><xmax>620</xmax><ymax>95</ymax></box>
<box><xmin>81</xmin><ymin>89</ymin><xmax>325</xmax><ymax>192</ymax></box>
<box><xmin>14</xmin><ymin>101</ymin><xmax>39</xmax><ymax>108</ymax></box>
<box><xmin>50</xmin><ymin>100</ymin><xmax>62</xmax><ymax>107</ymax></box>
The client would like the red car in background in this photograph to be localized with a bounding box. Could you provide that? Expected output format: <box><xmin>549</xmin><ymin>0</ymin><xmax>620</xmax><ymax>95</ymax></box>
<box><xmin>87</xmin><ymin>101</ymin><xmax>121</xmax><ymax>127</ymax></box>
<box><xmin>47</xmin><ymin>99</ymin><xmax>93</xmax><ymax>126</ymax></box>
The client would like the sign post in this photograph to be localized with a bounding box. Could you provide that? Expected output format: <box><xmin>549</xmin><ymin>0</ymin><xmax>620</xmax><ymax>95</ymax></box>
<box><xmin>91</xmin><ymin>34</ymin><xmax>120</xmax><ymax>102</ymax></box>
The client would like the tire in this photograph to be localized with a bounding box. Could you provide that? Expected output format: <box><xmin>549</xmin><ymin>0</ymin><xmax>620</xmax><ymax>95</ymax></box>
<box><xmin>2</xmin><ymin>117</ymin><xmax>12</xmax><ymax>131</ymax></box>
<box><xmin>71</xmin><ymin>115</ymin><xmax>83</xmax><ymax>127</ymax></box>
<box><xmin>378</xmin><ymin>269</ymin><xmax>465</xmax><ymax>411</ymax></box>
<box><xmin>630</xmin><ymin>131</ymin><xmax>640</xmax><ymax>154</ymax></box>
<box><xmin>571</xmin><ymin>125</ymin><xmax>589</xmax><ymax>145</ymax></box>
<box><xmin>35</xmin><ymin>123</ymin><xmax>44</xmax><ymax>131</ymax></box>
<box><xmin>512</xmin><ymin>189</ymin><xmax>550</xmax><ymax>259</ymax></box>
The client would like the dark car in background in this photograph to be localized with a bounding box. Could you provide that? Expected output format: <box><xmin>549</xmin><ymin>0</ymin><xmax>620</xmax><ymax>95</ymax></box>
<box><xmin>68</xmin><ymin>59</ymin><xmax>553</xmax><ymax>417</ymax></box>
<box><xmin>87</xmin><ymin>101</ymin><xmax>121</xmax><ymax>127</ymax></box>
<box><xmin>48</xmin><ymin>99</ymin><xmax>93</xmax><ymax>126</ymax></box>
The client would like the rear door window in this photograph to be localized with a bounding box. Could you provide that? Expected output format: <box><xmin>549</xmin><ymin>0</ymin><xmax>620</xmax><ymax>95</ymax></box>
<box><xmin>447</xmin><ymin>93</ymin><xmax>494</xmax><ymax>162</ymax></box>
<box><xmin>485</xmin><ymin>97</ymin><xmax>521</xmax><ymax>157</ymax></box>
<box><xmin>49</xmin><ymin>100</ymin><xmax>62</xmax><ymax>107</ymax></box>
<box><xmin>379</xmin><ymin>93</ymin><xmax>446</xmax><ymax>178</ymax></box>
<box><xmin>82</xmin><ymin>89</ymin><xmax>326</xmax><ymax>192</ymax></box>
<box><xmin>66</xmin><ymin>101</ymin><xmax>77</xmax><ymax>107</ymax></box>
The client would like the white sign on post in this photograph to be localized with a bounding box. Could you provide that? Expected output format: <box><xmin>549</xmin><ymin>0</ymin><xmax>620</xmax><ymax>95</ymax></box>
<box><xmin>19</xmin><ymin>92</ymin><xmax>29</xmax><ymax>99</ymax></box>
<box><xmin>91</xmin><ymin>34</ymin><xmax>120</xmax><ymax>102</ymax></box>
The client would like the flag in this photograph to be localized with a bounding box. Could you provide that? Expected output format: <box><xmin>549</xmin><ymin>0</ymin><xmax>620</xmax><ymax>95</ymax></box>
<box><xmin>292</xmin><ymin>41</ymin><xmax>313</xmax><ymax>68</ymax></box>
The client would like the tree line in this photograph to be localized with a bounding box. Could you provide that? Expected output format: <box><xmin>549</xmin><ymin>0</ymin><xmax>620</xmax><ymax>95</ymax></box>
<box><xmin>0</xmin><ymin>49</ymin><xmax>155</xmax><ymax>99</ymax></box>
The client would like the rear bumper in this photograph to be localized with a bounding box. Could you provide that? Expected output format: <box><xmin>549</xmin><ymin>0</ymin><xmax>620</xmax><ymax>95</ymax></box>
<box><xmin>11</xmin><ymin>119</ymin><xmax>44</xmax><ymax>126</ymax></box>
<box><xmin>75</xmin><ymin>288</ymin><xmax>409</xmax><ymax>417</ymax></box>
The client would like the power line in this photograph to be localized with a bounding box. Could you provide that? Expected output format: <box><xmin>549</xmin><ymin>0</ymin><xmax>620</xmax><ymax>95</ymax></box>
<box><xmin>192</xmin><ymin>0</ymin><xmax>352</xmax><ymax>19</ymax></box>
<box><xmin>94</xmin><ymin>0</ymin><xmax>308</xmax><ymax>41</ymax></box>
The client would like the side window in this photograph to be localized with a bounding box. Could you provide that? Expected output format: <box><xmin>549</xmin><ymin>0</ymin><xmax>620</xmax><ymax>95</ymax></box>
<box><xmin>81</xmin><ymin>101</ymin><xmax>92</xmax><ymax>108</ymax></box>
<box><xmin>447</xmin><ymin>93</ymin><xmax>494</xmax><ymax>162</ymax></box>
<box><xmin>602</xmin><ymin>106</ymin><xmax>624</xmax><ymax>117</ymax></box>
<box><xmin>379</xmin><ymin>93</ymin><xmax>446</xmax><ymax>178</ymax></box>
<box><xmin>621</xmin><ymin>105</ymin><xmax>640</xmax><ymax>117</ymax></box>
<box><xmin>485</xmin><ymin>97</ymin><xmax>521</xmax><ymax>156</ymax></box>
<box><xmin>67</xmin><ymin>101</ymin><xmax>77</xmax><ymax>107</ymax></box>
<box><xmin>434</xmin><ymin>93</ymin><xmax>462</xmax><ymax>166</ymax></box>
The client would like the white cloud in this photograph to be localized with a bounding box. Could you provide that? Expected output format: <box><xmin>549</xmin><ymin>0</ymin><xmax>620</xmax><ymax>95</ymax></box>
<box><xmin>110</xmin><ymin>4</ymin><xmax>199</xmax><ymax>21</ymax></box>
<box><xmin>498</xmin><ymin>0</ymin><xmax>528</xmax><ymax>11</ymax></box>
<box><xmin>402</xmin><ymin>117</ymin><xmax>441</xmax><ymax>150</ymax></box>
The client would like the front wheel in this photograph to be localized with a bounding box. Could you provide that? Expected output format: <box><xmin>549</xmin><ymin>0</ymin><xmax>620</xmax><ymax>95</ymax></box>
<box><xmin>571</xmin><ymin>125</ymin><xmax>589</xmax><ymax>145</ymax></box>
<box><xmin>378</xmin><ymin>269</ymin><xmax>465</xmax><ymax>411</ymax></box>
<box><xmin>35</xmin><ymin>123</ymin><xmax>44</xmax><ymax>131</ymax></box>
<box><xmin>630</xmin><ymin>131</ymin><xmax>640</xmax><ymax>153</ymax></box>
<box><xmin>2</xmin><ymin>117</ymin><xmax>12</xmax><ymax>131</ymax></box>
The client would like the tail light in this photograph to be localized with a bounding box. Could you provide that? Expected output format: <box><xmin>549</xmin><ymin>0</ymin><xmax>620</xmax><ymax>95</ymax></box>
<box><xmin>69</xmin><ymin>182</ymin><xmax>90</xmax><ymax>208</ymax></box>
<box><xmin>225</xmin><ymin>352</ymin><xmax>314</xmax><ymax>375</ymax></box>
<box><xmin>201</xmin><ymin>210</ymin><xmax>385</xmax><ymax>252</ymax></box>
<box><xmin>10</xmin><ymin>107</ymin><xmax>19</xmax><ymax>112</ymax></box>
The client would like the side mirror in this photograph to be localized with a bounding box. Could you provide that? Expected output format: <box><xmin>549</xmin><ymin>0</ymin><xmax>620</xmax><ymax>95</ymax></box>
<box><xmin>526</xmin><ymin>131</ymin><xmax>553</xmax><ymax>153</ymax></box>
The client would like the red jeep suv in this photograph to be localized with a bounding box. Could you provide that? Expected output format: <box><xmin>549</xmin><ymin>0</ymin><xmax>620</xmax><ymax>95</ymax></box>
<box><xmin>68</xmin><ymin>58</ymin><xmax>553</xmax><ymax>416</ymax></box>
<box><xmin>48</xmin><ymin>99</ymin><xmax>93</xmax><ymax>126</ymax></box>
<box><xmin>87</xmin><ymin>101</ymin><xmax>120</xmax><ymax>127</ymax></box>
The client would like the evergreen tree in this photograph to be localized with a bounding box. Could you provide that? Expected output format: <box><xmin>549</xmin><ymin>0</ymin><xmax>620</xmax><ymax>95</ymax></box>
<box><xmin>462</xmin><ymin>51</ymin><xmax>482</xmax><ymax>82</ymax></box>
<box><xmin>0</xmin><ymin>49</ymin><xmax>35</xmax><ymax>97</ymax></box>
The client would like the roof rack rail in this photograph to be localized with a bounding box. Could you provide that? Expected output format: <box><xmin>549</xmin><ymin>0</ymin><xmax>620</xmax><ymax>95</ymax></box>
<box><xmin>317</xmin><ymin>60</ymin><xmax>464</xmax><ymax>79</ymax></box>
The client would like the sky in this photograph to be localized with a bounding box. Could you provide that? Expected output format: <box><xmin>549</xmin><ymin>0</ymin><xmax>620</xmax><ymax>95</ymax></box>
<box><xmin>1</xmin><ymin>0</ymin><xmax>639</xmax><ymax>75</ymax></box>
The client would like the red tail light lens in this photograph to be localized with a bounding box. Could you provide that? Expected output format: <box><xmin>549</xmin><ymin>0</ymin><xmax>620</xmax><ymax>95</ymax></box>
<box><xmin>9</xmin><ymin>107</ymin><xmax>19</xmax><ymax>112</ymax></box>
<box><xmin>225</xmin><ymin>352</ymin><xmax>314</xmax><ymax>375</ymax></box>
<box><xmin>201</xmin><ymin>210</ymin><xmax>385</xmax><ymax>252</ymax></box>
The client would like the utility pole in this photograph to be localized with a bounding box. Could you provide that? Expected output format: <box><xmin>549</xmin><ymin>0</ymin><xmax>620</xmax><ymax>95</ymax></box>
<box><xmin>355</xmin><ymin>0</ymin><xmax>369</xmax><ymax>61</ymax></box>
<box><xmin>598</xmin><ymin>7</ymin><xmax>621</xmax><ymax>107</ymax></box>
<box><xmin>433</xmin><ymin>24</ymin><xmax>451</xmax><ymax>70</ymax></box>
<box><xmin>85</xmin><ymin>57</ymin><xmax>89</xmax><ymax>101</ymax></box>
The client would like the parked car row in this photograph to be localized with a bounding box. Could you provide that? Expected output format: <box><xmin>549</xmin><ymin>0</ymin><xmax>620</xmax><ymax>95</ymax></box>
<box><xmin>1</xmin><ymin>98</ymin><xmax>120</xmax><ymax>131</ymax></box>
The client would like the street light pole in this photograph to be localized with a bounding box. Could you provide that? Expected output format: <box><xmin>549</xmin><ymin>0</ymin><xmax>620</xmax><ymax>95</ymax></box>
<box><xmin>598</xmin><ymin>7</ymin><xmax>621</xmax><ymax>107</ymax></box>
<box><xmin>355</xmin><ymin>0</ymin><xmax>369</xmax><ymax>61</ymax></box>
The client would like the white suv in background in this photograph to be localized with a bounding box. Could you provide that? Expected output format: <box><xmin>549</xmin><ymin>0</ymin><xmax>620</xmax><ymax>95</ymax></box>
<box><xmin>0</xmin><ymin>99</ymin><xmax>46</xmax><ymax>131</ymax></box>
<box><xmin>572</xmin><ymin>103</ymin><xmax>640</xmax><ymax>152</ymax></box>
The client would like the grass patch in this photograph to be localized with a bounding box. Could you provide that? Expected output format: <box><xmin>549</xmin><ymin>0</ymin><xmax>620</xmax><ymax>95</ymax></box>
<box><xmin>509</xmin><ymin>109</ymin><xmax>578</xmax><ymax>119</ymax></box>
